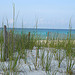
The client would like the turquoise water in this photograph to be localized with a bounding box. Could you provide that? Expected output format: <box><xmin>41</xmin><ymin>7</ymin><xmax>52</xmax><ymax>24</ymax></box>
<box><xmin>0</xmin><ymin>28</ymin><xmax>75</xmax><ymax>40</ymax></box>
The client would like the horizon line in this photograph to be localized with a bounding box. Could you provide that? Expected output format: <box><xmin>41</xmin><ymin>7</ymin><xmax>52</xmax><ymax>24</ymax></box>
<box><xmin>0</xmin><ymin>27</ymin><xmax>75</xmax><ymax>30</ymax></box>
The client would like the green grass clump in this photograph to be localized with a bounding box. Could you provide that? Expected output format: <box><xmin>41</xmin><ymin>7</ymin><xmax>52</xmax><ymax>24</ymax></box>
<box><xmin>45</xmin><ymin>50</ymin><xmax>53</xmax><ymax>73</ymax></box>
<box><xmin>40</xmin><ymin>50</ymin><xmax>45</xmax><ymax>69</ymax></box>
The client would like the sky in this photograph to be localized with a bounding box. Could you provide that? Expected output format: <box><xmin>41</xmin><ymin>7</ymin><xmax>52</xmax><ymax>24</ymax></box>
<box><xmin>0</xmin><ymin>0</ymin><xmax>75</xmax><ymax>29</ymax></box>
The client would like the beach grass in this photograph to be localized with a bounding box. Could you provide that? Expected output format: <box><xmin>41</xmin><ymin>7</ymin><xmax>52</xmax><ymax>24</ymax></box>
<box><xmin>0</xmin><ymin>5</ymin><xmax>75</xmax><ymax>75</ymax></box>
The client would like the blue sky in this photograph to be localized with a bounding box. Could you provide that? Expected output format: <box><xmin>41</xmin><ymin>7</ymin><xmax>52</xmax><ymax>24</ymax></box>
<box><xmin>0</xmin><ymin>0</ymin><xmax>75</xmax><ymax>29</ymax></box>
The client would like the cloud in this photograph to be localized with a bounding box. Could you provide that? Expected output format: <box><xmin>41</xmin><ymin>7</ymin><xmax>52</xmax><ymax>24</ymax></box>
<box><xmin>9</xmin><ymin>19</ymin><xmax>13</xmax><ymax>24</ymax></box>
<box><xmin>38</xmin><ymin>18</ymin><xmax>45</xmax><ymax>24</ymax></box>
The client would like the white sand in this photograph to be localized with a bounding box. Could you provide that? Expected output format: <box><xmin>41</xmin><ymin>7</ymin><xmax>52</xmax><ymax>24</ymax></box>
<box><xmin>0</xmin><ymin>48</ymin><xmax>75</xmax><ymax>75</ymax></box>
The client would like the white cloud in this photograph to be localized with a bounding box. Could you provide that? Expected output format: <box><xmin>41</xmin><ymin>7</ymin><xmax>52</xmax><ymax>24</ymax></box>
<box><xmin>9</xmin><ymin>19</ymin><xmax>13</xmax><ymax>24</ymax></box>
<box><xmin>38</xmin><ymin>18</ymin><xmax>45</xmax><ymax>24</ymax></box>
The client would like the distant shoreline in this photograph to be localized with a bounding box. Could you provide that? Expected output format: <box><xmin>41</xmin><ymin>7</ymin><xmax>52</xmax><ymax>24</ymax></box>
<box><xmin>0</xmin><ymin>27</ymin><xmax>75</xmax><ymax>30</ymax></box>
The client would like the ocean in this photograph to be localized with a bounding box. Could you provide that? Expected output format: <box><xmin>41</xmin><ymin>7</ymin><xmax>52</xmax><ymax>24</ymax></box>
<box><xmin>0</xmin><ymin>28</ymin><xmax>75</xmax><ymax>40</ymax></box>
